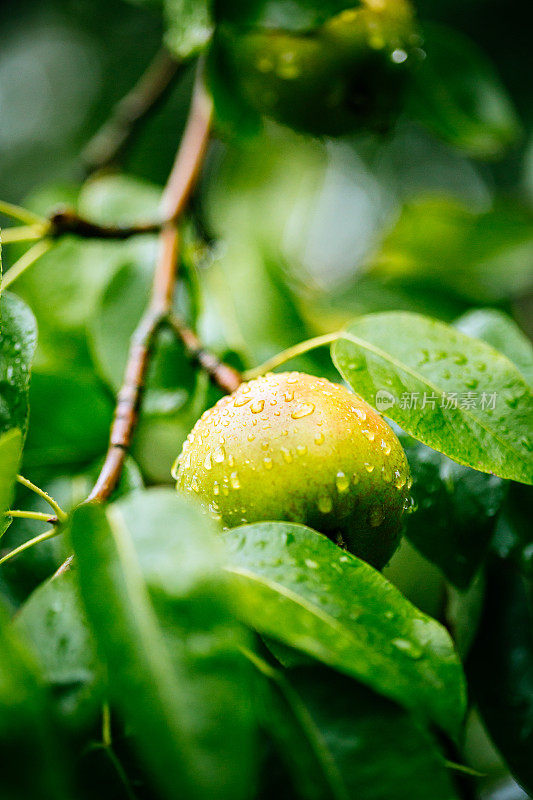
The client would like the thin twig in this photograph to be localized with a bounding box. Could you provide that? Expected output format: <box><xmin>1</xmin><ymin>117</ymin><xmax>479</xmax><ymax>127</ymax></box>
<box><xmin>48</xmin><ymin>208</ymin><xmax>161</xmax><ymax>240</ymax></box>
<box><xmin>167</xmin><ymin>315</ymin><xmax>241</xmax><ymax>394</ymax></box>
<box><xmin>82</xmin><ymin>47</ymin><xmax>182</xmax><ymax>174</ymax></box>
<box><xmin>87</xmin><ymin>68</ymin><xmax>213</xmax><ymax>504</ymax></box>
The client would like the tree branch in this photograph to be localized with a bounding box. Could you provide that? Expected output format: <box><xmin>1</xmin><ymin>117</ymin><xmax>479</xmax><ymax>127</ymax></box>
<box><xmin>48</xmin><ymin>209</ymin><xmax>161</xmax><ymax>240</ymax></box>
<box><xmin>82</xmin><ymin>47</ymin><xmax>182</xmax><ymax>174</ymax></box>
<box><xmin>168</xmin><ymin>315</ymin><xmax>241</xmax><ymax>394</ymax></box>
<box><xmin>88</xmin><ymin>69</ymin><xmax>215</xmax><ymax>503</ymax></box>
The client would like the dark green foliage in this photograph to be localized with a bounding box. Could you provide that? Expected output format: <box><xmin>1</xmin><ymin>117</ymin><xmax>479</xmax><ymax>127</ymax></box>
<box><xmin>468</xmin><ymin>559</ymin><xmax>533</xmax><ymax>797</ymax></box>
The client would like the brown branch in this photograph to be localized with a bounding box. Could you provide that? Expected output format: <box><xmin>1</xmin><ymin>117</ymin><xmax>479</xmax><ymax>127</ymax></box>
<box><xmin>87</xmin><ymin>70</ymin><xmax>220</xmax><ymax>504</ymax></box>
<box><xmin>82</xmin><ymin>47</ymin><xmax>182</xmax><ymax>174</ymax></box>
<box><xmin>168</xmin><ymin>315</ymin><xmax>242</xmax><ymax>394</ymax></box>
<box><xmin>48</xmin><ymin>208</ymin><xmax>161</xmax><ymax>240</ymax></box>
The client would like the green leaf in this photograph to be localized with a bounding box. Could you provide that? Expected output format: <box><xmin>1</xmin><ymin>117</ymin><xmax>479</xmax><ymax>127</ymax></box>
<box><xmin>23</xmin><ymin>370</ymin><xmax>113</xmax><ymax>470</ymax></box>
<box><xmin>70</xmin><ymin>489</ymin><xmax>255</xmax><ymax>800</ymax></box>
<box><xmin>455</xmin><ymin>309</ymin><xmax>533</xmax><ymax>388</ymax></box>
<box><xmin>468</xmin><ymin>558</ymin><xmax>533</xmax><ymax>795</ymax></box>
<box><xmin>253</xmin><ymin>657</ymin><xmax>459</xmax><ymax>800</ymax></box>
<box><xmin>372</xmin><ymin>197</ymin><xmax>533</xmax><ymax>303</ymax></box>
<box><xmin>14</xmin><ymin>567</ymin><xmax>101</xmax><ymax>727</ymax></box>
<box><xmin>400</xmin><ymin>433</ymin><xmax>507</xmax><ymax>589</ymax></box>
<box><xmin>408</xmin><ymin>24</ymin><xmax>521</xmax><ymax>158</ymax></box>
<box><xmin>332</xmin><ymin>312</ymin><xmax>533</xmax><ymax>484</ymax></box>
<box><xmin>0</xmin><ymin>428</ymin><xmax>22</xmax><ymax>536</ymax></box>
<box><xmin>224</xmin><ymin>522</ymin><xmax>466</xmax><ymax>737</ymax></box>
<box><xmin>0</xmin><ymin>602</ymin><xmax>69</xmax><ymax>798</ymax></box>
<box><xmin>164</xmin><ymin>0</ymin><xmax>213</xmax><ymax>57</ymax></box>
<box><xmin>0</xmin><ymin>293</ymin><xmax>37</xmax><ymax>438</ymax></box>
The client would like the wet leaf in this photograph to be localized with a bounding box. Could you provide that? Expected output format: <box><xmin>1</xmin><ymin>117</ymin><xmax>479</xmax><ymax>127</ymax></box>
<box><xmin>71</xmin><ymin>489</ymin><xmax>256</xmax><ymax>800</ymax></box>
<box><xmin>0</xmin><ymin>293</ymin><xmax>37</xmax><ymax>438</ymax></box>
<box><xmin>332</xmin><ymin>312</ymin><xmax>533</xmax><ymax>484</ymax></box>
<box><xmin>224</xmin><ymin>522</ymin><xmax>466</xmax><ymax>737</ymax></box>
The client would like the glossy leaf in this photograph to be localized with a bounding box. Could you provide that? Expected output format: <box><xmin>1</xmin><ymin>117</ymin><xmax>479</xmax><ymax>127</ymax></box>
<box><xmin>468</xmin><ymin>558</ymin><xmax>533</xmax><ymax>796</ymax></box>
<box><xmin>70</xmin><ymin>489</ymin><xmax>255</xmax><ymax>800</ymax></box>
<box><xmin>408</xmin><ymin>25</ymin><xmax>521</xmax><ymax>158</ymax></box>
<box><xmin>455</xmin><ymin>309</ymin><xmax>533</xmax><ymax>388</ymax></box>
<box><xmin>253</xmin><ymin>657</ymin><xmax>459</xmax><ymax>800</ymax></box>
<box><xmin>332</xmin><ymin>312</ymin><xmax>533</xmax><ymax>484</ymax></box>
<box><xmin>400</xmin><ymin>433</ymin><xmax>507</xmax><ymax>588</ymax></box>
<box><xmin>14</xmin><ymin>567</ymin><xmax>101</xmax><ymax>726</ymax></box>
<box><xmin>224</xmin><ymin>522</ymin><xmax>466</xmax><ymax>737</ymax></box>
<box><xmin>0</xmin><ymin>428</ymin><xmax>22</xmax><ymax>537</ymax></box>
<box><xmin>0</xmin><ymin>292</ymin><xmax>37</xmax><ymax>437</ymax></box>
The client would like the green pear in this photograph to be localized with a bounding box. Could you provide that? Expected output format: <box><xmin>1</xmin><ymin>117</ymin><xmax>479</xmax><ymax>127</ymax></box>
<box><xmin>174</xmin><ymin>372</ymin><xmax>411</xmax><ymax>569</ymax></box>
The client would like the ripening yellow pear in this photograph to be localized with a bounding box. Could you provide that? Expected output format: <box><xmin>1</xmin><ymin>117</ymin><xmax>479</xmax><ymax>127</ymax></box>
<box><xmin>173</xmin><ymin>372</ymin><xmax>411</xmax><ymax>569</ymax></box>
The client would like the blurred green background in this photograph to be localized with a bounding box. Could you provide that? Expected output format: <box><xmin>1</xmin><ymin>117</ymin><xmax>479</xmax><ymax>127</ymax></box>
<box><xmin>2</xmin><ymin>0</ymin><xmax>532</xmax><ymax>341</ymax></box>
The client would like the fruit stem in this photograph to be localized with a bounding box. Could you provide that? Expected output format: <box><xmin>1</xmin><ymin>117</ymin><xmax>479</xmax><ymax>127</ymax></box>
<box><xmin>15</xmin><ymin>475</ymin><xmax>68</xmax><ymax>522</ymax></box>
<box><xmin>5</xmin><ymin>510</ymin><xmax>57</xmax><ymax>523</ymax></box>
<box><xmin>0</xmin><ymin>224</ymin><xmax>47</xmax><ymax>244</ymax></box>
<box><xmin>243</xmin><ymin>332</ymin><xmax>342</xmax><ymax>380</ymax></box>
